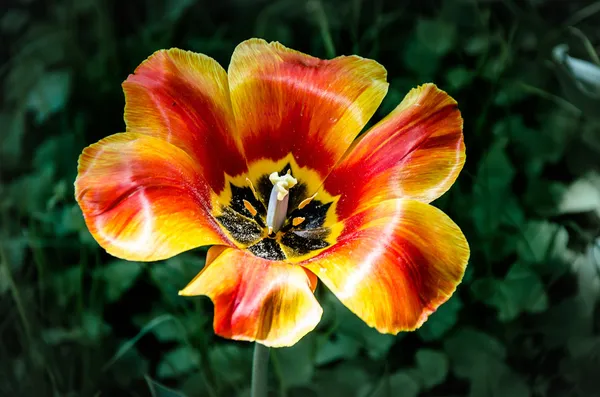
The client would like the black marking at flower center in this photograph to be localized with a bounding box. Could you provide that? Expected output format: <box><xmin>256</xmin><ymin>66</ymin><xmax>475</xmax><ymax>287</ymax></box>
<box><xmin>216</xmin><ymin>169</ymin><xmax>334</xmax><ymax>261</ymax></box>
<box><xmin>247</xmin><ymin>238</ymin><xmax>286</xmax><ymax>261</ymax></box>
<box><xmin>215</xmin><ymin>207</ymin><xmax>263</xmax><ymax>245</ymax></box>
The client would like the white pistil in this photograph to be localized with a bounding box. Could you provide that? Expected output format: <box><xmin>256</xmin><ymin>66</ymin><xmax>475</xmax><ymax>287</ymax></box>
<box><xmin>266</xmin><ymin>171</ymin><xmax>297</xmax><ymax>234</ymax></box>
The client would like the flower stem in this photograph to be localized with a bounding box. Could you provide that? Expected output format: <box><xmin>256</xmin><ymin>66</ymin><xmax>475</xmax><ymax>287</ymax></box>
<box><xmin>251</xmin><ymin>343</ymin><xmax>270</xmax><ymax>397</ymax></box>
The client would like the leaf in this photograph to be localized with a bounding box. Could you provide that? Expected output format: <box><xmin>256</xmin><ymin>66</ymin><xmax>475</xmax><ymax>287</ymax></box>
<box><xmin>471</xmin><ymin>138</ymin><xmax>516</xmax><ymax>236</ymax></box>
<box><xmin>504</xmin><ymin>262</ymin><xmax>549</xmax><ymax>314</ymax></box>
<box><xmin>111</xmin><ymin>348</ymin><xmax>149</xmax><ymax>386</ymax></box>
<box><xmin>42</xmin><ymin>327</ymin><xmax>83</xmax><ymax>345</ymax></box>
<box><xmin>444</xmin><ymin>328</ymin><xmax>505</xmax><ymax>379</ymax></box>
<box><xmin>561</xmin><ymin>337</ymin><xmax>600</xmax><ymax>395</ymax></box>
<box><xmin>533</xmin><ymin>297</ymin><xmax>593</xmax><ymax>348</ymax></box>
<box><xmin>157</xmin><ymin>346</ymin><xmax>200</xmax><ymax>378</ymax></box>
<box><xmin>552</xmin><ymin>44</ymin><xmax>600</xmax><ymax>120</ymax></box>
<box><xmin>471</xmin><ymin>263</ymin><xmax>548</xmax><ymax>322</ymax></box>
<box><xmin>313</xmin><ymin>362</ymin><xmax>369</xmax><ymax>397</ymax></box>
<box><xmin>363</xmin><ymin>371</ymin><xmax>421</xmax><ymax>397</ymax></box>
<box><xmin>445</xmin><ymin>67</ymin><xmax>474</xmax><ymax>91</ymax></box>
<box><xmin>444</xmin><ymin>329</ymin><xmax>529</xmax><ymax>397</ymax></box>
<box><xmin>146</xmin><ymin>376</ymin><xmax>188</xmax><ymax>397</ymax></box>
<box><xmin>8</xmin><ymin>167</ymin><xmax>55</xmax><ymax>213</ymax></box>
<box><xmin>418</xmin><ymin>294</ymin><xmax>462</xmax><ymax>341</ymax></box>
<box><xmin>104</xmin><ymin>314</ymin><xmax>177</xmax><ymax>370</ymax></box>
<box><xmin>99</xmin><ymin>260</ymin><xmax>143</xmax><ymax>302</ymax></box>
<box><xmin>165</xmin><ymin>0</ymin><xmax>197</xmax><ymax>22</ymax></box>
<box><xmin>558</xmin><ymin>172</ymin><xmax>600</xmax><ymax>217</ymax></box>
<box><xmin>326</xmin><ymin>292</ymin><xmax>395</xmax><ymax>359</ymax></box>
<box><xmin>275</xmin><ymin>333</ymin><xmax>316</xmax><ymax>387</ymax></box>
<box><xmin>150</xmin><ymin>253</ymin><xmax>206</xmax><ymax>294</ymax></box>
<box><xmin>0</xmin><ymin>237</ymin><xmax>27</xmax><ymax>272</ymax></box>
<box><xmin>0</xmin><ymin>110</ymin><xmax>25</xmax><ymax>170</ymax></box>
<box><xmin>573</xmin><ymin>246</ymin><xmax>600</xmax><ymax>316</ymax></box>
<box><xmin>482</xmin><ymin>54</ymin><xmax>510</xmax><ymax>81</ymax></box>
<box><xmin>403</xmin><ymin>38</ymin><xmax>440</xmax><ymax>78</ymax></box>
<box><xmin>26</xmin><ymin>70</ymin><xmax>71</xmax><ymax>124</ymax></box>
<box><xmin>209</xmin><ymin>344</ymin><xmax>252</xmax><ymax>384</ymax></box>
<box><xmin>0</xmin><ymin>265</ymin><xmax>10</xmax><ymax>295</ymax></box>
<box><xmin>517</xmin><ymin>221</ymin><xmax>569</xmax><ymax>266</ymax></box>
<box><xmin>82</xmin><ymin>312</ymin><xmax>111</xmax><ymax>342</ymax></box>
<box><xmin>471</xmin><ymin>365</ymin><xmax>530</xmax><ymax>397</ymax></box>
<box><xmin>316</xmin><ymin>333</ymin><xmax>360</xmax><ymax>365</ymax></box>
<box><xmin>151</xmin><ymin>317</ymin><xmax>187</xmax><ymax>343</ymax></box>
<box><xmin>414</xmin><ymin>349</ymin><xmax>449</xmax><ymax>389</ymax></box>
<box><xmin>416</xmin><ymin>18</ymin><xmax>456</xmax><ymax>56</ymax></box>
<box><xmin>51</xmin><ymin>266</ymin><xmax>83</xmax><ymax>307</ymax></box>
<box><xmin>464</xmin><ymin>33</ymin><xmax>492</xmax><ymax>55</ymax></box>
<box><xmin>0</xmin><ymin>9</ymin><xmax>29</xmax><ymax>33</ymax></box>
<box><xmin>494</xmin><ymin>81</ymin><xmax>530</xmax><ymax>106</ymax></box>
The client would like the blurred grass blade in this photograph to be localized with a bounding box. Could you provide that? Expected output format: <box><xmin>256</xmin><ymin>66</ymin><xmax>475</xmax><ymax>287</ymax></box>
<box><xmin>102</xmin><ymin>314</ymin><xmax>177</xmax><ymax>371</ymax></box>
<box><xmin>145</xmin><ymin>375</ymin><xmax>188</xmax><ymax>397</ymax></box>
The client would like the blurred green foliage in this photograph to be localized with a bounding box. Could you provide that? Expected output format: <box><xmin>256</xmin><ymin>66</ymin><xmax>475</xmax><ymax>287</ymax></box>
<box><xmin>1</xmin><ymin>0</ymin><xmax>600</xmax><ymax>396</ymax></box>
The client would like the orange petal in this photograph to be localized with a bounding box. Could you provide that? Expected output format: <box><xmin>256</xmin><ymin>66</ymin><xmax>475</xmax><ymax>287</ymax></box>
<box><xmin>75</xmin><ymin>133</ymin><xmax>229</xmax><ymax>261</ymax></box>
<box><xmin>179</xmin><ymin>246</ymin><xmax>321</xmax><ymax>347</ymax></box>
<box><xmin>324</xmin><ymin>84</ymin><xmax>465</xmax><ymax>219</ymax></box>
<box><xmin>228</xmin><ymin>38</ymin><xmax>388</xmax><ymax>178</ymax></box>
<box><xmin>302</xmin><ymin>199</ymin><xmax>469</xmax><ymax>333</ymax></box>
<box><xmin>123</xmin><ymin>48</ymin><xmax>246</xmax><ymax>193</ymax></box>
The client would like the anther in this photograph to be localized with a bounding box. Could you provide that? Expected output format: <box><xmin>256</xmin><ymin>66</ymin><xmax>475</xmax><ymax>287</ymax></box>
<box><xmin>292</xmin><ymin>217</ymin><xmax>305</xmax><ymax>226</ymax></box>
<box><xmin>243</xmin><ymin>199</ymin><xmax>258</xmax><ymax>217</ymax></box>
<box><xmin>298</xmin><ymin>193</ymin><xmax>317</xmax><ymax>209</ymax></box>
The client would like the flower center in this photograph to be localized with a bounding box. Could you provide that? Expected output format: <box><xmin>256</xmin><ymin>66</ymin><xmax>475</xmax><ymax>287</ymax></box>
<box><xmin>215</xmin><ymin>164</ymin><xmax>335</xmax><ymax>261</ymax></box>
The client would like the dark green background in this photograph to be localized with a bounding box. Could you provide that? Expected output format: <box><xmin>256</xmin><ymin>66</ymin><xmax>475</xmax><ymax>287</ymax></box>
<box><xmin>1</xmin><ymin>0</ymin><xmax>600</xmax><ymax>396</ymax></box>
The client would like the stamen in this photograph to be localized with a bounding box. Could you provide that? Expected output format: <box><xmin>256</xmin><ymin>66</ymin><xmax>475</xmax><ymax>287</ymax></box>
<box><xmin>292</xmin><ymin>217</ymin><xmax>305</xmax><ymax>226</ymax></box>
<box><xmin>245</xmin><ymin>177</ymin><xmax>259</xmax><ymax>200</ymax></box>
<box><xmin>243</xmin><ymin>199</ymin><xmax>258</xmax><ymax>217</ymax></box>
<box><xmin>266</xmin><ymin>171</ymin><xmax>297</xmax><ymax>233</ymax></box>
<box><xmin>298</xmin><ymin>193</ymin><xmax>317</xmax><ymax>209</ymax></box>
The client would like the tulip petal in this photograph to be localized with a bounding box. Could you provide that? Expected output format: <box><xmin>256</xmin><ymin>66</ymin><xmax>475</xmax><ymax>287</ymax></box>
<box><xmin>75</xmin><ymin>133</ymin><xmax>229</xmax><ymax>261</ymax></box>
<box><xmin>324</xmin><ymin>84</ymin><xmax>465</xmax><ymax>219</ymax></box>
<box><xmin>302</xmin><ymin>199</ymin><xmax>469</xmax><ymax>333</ymax></box>
<box><xmin>123</xmin><ymin>48</ymin><xmax>246</xmax><ymax>193</ymax></box>
<box><xmin>228</xmin><ymin>38</ymin><xmax>388</xmax><ymax>178</ymax></box>
<box><xmin>180</xmin><ymin>246</ymin><xmax>321</xmax><ymax>347</ymax></box>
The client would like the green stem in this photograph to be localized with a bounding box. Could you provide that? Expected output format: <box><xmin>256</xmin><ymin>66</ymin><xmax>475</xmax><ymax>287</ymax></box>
<box><xmin>251</xmin><ymin>343</ymin><xmax>270</xmax><ymax>397</ymax></box>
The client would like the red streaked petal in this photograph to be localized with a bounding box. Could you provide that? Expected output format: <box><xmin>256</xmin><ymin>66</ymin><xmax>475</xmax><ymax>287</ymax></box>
<box><xmin>324</xmin><ymin>84</ymin><xmax>465</xmax><ymax>219</ymax></box>
<box><xmin>228</xmin><ymin>38</ymin><xmax>388</xmax><ymax>178</ymax></box>
<box><xmin>75</xmin><ymin>133</ymin><xmax>229</xmax><ymax>261</ymax></box>
<box><xmin>123</xmin><ymin>48</ymin><xmax>246</xmax><ymax>193</ymax></box>
<box><xmin>302</xmin><ymin>199</ymin><xmax>469</xmax><ymax>333</ymax></box>
<box><xmin>179</xmin><ymin>247</ymin><xmax>322</xmax><ymax>347</ymax></box>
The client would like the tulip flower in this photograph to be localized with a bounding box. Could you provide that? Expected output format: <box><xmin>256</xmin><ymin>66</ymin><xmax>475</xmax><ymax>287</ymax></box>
<box><xmin>75</xmin><ymin>39</ymin><xmax>469</xmax><ymax>349</ymax></box>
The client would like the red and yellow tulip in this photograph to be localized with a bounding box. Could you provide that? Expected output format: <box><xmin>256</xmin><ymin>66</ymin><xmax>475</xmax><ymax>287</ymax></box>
<box><xmin>75</xmin><ymin>39</ymin><xmax>469</xmax><ymax>347</ymax></box>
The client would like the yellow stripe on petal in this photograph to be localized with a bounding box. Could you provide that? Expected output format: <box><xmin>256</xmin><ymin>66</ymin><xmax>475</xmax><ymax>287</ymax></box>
<box><xmin>302</xmin><ymin>199</ymin><xmax>469</xmax><ymax>333</ymax></box>
<box><xmin>75</xmin><ymin>133</ymin><xmax>229</xmax><ymax>261</ymax></box>
<box><xmin>228</xmin><ymin>38</ymin><xmax>388</xmax><ymax>178</ymax></box>
<box><xmin>180</xmin><ymin>247</ymin><xmax>322</xmax><ymax>347</ymax></box>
